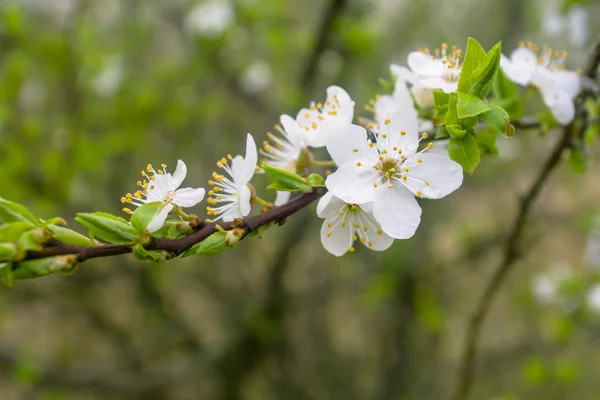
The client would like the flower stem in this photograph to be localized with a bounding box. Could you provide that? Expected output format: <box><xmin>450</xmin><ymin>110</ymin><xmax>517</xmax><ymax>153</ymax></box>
<box><xmin>310</xmin><ymin>160</ymin><xmax>336</xmax><ymax>167</ymax></box>
<box><xmin>176</xmin><ymin>207</ymin><xmax>190</xmax><ymax>220</ymax></box>
<box><xmin>253</xmin><ymin>196</ymin><xmax>272</xmax><ymax>208</ymax></box>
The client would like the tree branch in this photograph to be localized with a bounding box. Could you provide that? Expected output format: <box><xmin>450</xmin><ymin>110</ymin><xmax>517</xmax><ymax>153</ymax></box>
<box><xmin>450</xmin><ymin>38</ymin><xmax>600</xmax><ymax>400</ymax></box>
<box><xmin>24</xmin><ymin>189</ymin><xmax>326</xmax><ymax>264</ymax></box>
<box><xmin>300</xmin><ymin>0</ymin><xmax>349</xmax><ymax>91</ymax></box>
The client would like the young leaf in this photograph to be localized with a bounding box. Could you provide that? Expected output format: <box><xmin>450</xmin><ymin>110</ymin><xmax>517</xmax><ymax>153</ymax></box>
<box><xmin>0</xmin><ymin>243</ymin><xmax>17</xmax><ymax>262</ymax></box>
<box><xmin>470</xmin><ymin>41</ymin><xmax>502</xmax><ymax>99</ymax></box>
<box><xmin>456</xmin><ymin>92</ymin><xmax>491</xmax><ymax>118</ymax></box>
<box><xmin>261</xmin><ymin>163</ymin><xmax>312</xmax><ymax>192</ymax></box>
<box><xmin>307</xmin><ymin>173</ymin><xmax>325</xmax><ymax>187</ymax></box>
<box><xmin>446</xmin><ymin>93</ymin><xmax>459</xmax><ymax>125</ymax></box>
<box><xmin>0</xmin><ymin>221</ymin><xmax>35</xmax><ymax>242</ymax></box>
<box><xmin>75</xmin><ymin>212</ymin><xmax>138</xmax><ymax>244</ymax></box>
<box><xmin>1</xmin><ymin>262</ymin><xmax>13</xmax><ymax>288</ymax></box>
<box><xmin>457</xmin><ymin>37</ymin><xmax>486</xmax><ymax>94</ymax></box>
<box><xmin>18</xmin><ymin>229</ymin><xmax>45</xmax><ymax>251</ymax></box>
<box><xmin>476</xmin><ymin>126</ymin><xmax>499</xmax><ymax>157</ymax></box>
<box><xmin>435</xmin><ymin>126</ymin><xmax>450</xmax><ymax>139</ymax></box>
<box><xmin>180</xmin><ymin>231</ymin><xmax>228</xmax><ymax>257</ymax></box>
<box><xmin>130</xmin><ymin>201</ymin><xmax>162</xmax><ymax>236</ymax></box>
<box><xmin>0</xmin><ymin>197</ymin><xmax>38</xmax><ymax>225</ymax></box>
<box><xmin>12</xmin><ymin>258</ymin><xmax>53</xmax><ymax>280</ymax></box>
<box><xmin>481</xmin><ymin>104</ymin><xmax>513</xmax><ymax>137</ymax></box>
<box><xmin>433</xmin><ymin>90</ymin><xmax>450</xmax><ymax>109</ymax></box>
<box><xmin>132</xmin><ymin>244</ymin><xmax>169</xmax><ymax>262</ymax></box>
<box><xmin>448</xmin><ymin>133</ymin><xmax>480</xmax><ymax>173</ymax></box>
<box><xmin>47</xmin><ymin>224</ymin><xmax>95</xmax><ymax>247</ymax></box>
<box><xmin>446</xmin><ymin>124</ymin><xmax>467</xmax><ymax>140</ymax></box>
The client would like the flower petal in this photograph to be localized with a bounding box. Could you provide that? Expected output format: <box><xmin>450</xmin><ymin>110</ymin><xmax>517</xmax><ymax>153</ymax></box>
<box><xmin>373</xmin><ymin>186</ymin><xmax>421</xmax><ymax>239</ymax></box>
<box><xmin>500</xmin><ymin>48</ymin><xmax>537</xmax><ymax>86</ymax></box>
<box><xmin>174</xmin><ymin>187</ymin><xmax>206</xmax><ymax>207</ymax></box>
<box><xmin>230</xmin><ymin>155</ymin><xmax>245</xmax><ymax>183</ymax></box>
<box><xmin>407</xmin><ymin>52</ymin><xmax>442</xmax><ymax>77</ymax></box>
<box><xmin>316</xmin><ymin>191</ymin><xmax>346</xmax><ymax>218</ymax></box>
<box><xmin>390</xmin><ymin>64</ymin><xmax>420</xmax><ymax>86</ymax></box>
<box><xmin>382</xmin><ymin>110</ymin><xmax>420</xmax><ymax>156</ymax></box>
<box><xmin>359</xmin><ymin>211</ymin><xmax>394</xmax><ymax>251</ymax></box>
<box><xmin>320</xmin><ymin>216</ymin><xmax>352</xmax><ymax>257</ymax></box>
<box><xmin>147</xmin><ymin>203</ymin><xmax>174</xmax><ymax>233</ymax></box>
<box><xmin>542</xmin><ymin>89</ymin><xmax>576</xmax><ymax>125</ymax></box>
<box><xmin>242</xmin><ymin>134</ymin><xmax>258</xmax><ymax>184</ymax></box>
<box><xmin>420</xmin><ymin>77</ymin><xmax>457</xmax><ymax>93</ymax></box>
<box><xmin>402</xmin><ymin>153</ymin><xmax>463</xmax><ymax>199</ymax></box>
<box><xmin>324</xmin><ymin>122</ymin><xmax>376</xmax><ymax>166</ymax></box>
<box><xmin>326</xmin><ymin>85</ymin><xmax>354</xmax><ymax>124</ymax></box>
<box><xmin>325</xmin><ymin>163</ymin><xmax>379</xmax><ymax>205</ymax></box>
<box><xmin>239</xmin><ymin>184</ymin><xmax>252</xmax><ymax>217</ymax></box>
<box><xmin>171</xmin><ymin>160</ymin><xmax>187</xmax><ymax>189</ymax></box>
<box><xmin>280</xmin><ymin>114</ymin><xmax>305</xmax><ymax>148</ymax></box>
<box><xmin>274</xmin><ymin>191</ymin><xmax>291</xmax><ymax>207</ymax></box>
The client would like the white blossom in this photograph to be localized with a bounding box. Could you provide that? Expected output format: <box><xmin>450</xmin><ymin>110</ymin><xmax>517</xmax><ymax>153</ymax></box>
<box><xmin>317</xmin><ymin>192</ymin><xmax>393</xmax><ymax>256</ymax></box>
<box><xmin>530</xmin><ymin>264</ymin><xmax>573</xmax><ymax>305</ymax></box>
<box><xmin>184</xmin><ymin>1</ymin><xmax>234</xmax><ymax>38</ymax></box>
<box><xmin>324</xmin><ymin>111</ymin><xmax>463</xmax><ymax>239</ymax></box>
<box><xmin>500</xmin><ymin>42</ymin><xmax>581</xmax><ymax>125</ymax></box>
<box><xmin>295</xmin><ymin>85</ymin><xmax>355</xmax><ymax>147</ymax></box>
<box><xmin>240</xmin><ymin>60</ymin><xmax>273</xmax><ymax>94</ymax></box>
<box><xmin>587</xmin><ymin>285</ymin><xmax>600</xmax><ymax>312</ymax></box>
<box><xmin>391</xmin><ymin>43</ymin><xmax>462</xmax><ymax>109</ymax></box>
<box><xmin>206</xmin><ymin>134</ymin><xmax>258</xmax><ymax>221</ymax></box>
<box><xmin>122</xmin><ymin>160</ymin><xmax>205</xmax><ymax>232</ymax></box>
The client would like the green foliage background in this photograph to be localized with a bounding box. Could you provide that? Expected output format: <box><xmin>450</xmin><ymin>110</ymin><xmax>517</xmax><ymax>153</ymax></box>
<box><xmin>1</xmin><ymin>0</ymin><xmax>599</xmax><ymax>399</ymax></box>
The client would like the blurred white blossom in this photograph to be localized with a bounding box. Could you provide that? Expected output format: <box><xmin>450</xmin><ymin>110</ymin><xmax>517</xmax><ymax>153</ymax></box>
<box><xmin>185</xmin><ymin>1</ymin><xmax>235</xmax><ymax>38</ymax></box>
<box><xmin>530</xmin><ymin>263</ymin><xmax>573</xmax><ymax>306</ymax></box>
<box><xmin>240</xmin><ymin>61</ymin><xmax>273</xmax><ymax>94</ymax></box>
<box><xmin>91</xmin><ymin>57</ymin><xmax>124</xmax><ymax>98</ymax></box>
<box><xmin>587</xmin><ymin>285</ymin><xmax>600</xmax><ymax>312</ymax></box>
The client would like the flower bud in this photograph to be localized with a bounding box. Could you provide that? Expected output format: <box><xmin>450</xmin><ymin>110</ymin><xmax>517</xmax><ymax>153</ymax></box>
<box><xmin>49</xmin><ymin>255</ymin><xmax>78</xmax><ymax>272</ymax></box>
<box><xmin>225</xmin><ymin>228</ymin><xmax>246</xmax><ymax>247</ymax></box>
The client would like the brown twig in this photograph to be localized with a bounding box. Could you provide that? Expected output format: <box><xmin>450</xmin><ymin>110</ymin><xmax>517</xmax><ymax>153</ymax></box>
<box><xmin>24</xmin><ymin>189</ymin><xmax>326</xmax><ymax>264</ymax></box>
<box><xmin>450</xmin><ymin>38</ymin><xmax>600</xmax><ymax>400</ymax></box>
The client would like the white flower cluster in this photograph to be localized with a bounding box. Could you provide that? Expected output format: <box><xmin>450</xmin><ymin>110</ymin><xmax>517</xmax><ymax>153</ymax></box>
<box><xmin>501</xmin><ymin>41</ymin><xmax>581</xmax><ymax>125</ymax></box>
<box><xmin>118</xmin><ymin>39</ymin><xmax>580</xmax><ymax>257</ymax></box>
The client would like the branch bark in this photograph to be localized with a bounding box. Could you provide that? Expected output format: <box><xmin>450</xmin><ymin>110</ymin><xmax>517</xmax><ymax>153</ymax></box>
<box><xmin>24</xmin><ymin>189</ymin><xmax>326</xmax><ymax>264</ymax></box>
<box><xmin>450</xmin><ymin>38</ymin><xmax>600</xmax><ymax>400</ymax></box>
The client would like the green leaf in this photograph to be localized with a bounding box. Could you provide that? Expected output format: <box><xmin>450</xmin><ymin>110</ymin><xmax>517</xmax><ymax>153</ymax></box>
<box><xmin>446</xmin><ymin>93</ymin><xmax>459</xmax><ymax>125</ymax></box>
<box><xmin>0</xmin><ymin>243</ymin><xmax>17</xmax><ymax>262</ymax></box>
<box><xmin>476</xmin><ymin>126</ymin><xmax>499</xmax><ymax>157</ymax></box>
<box><xmin>538</xmin><ymin>110</ymin><xmax>558</xmax><ymax>136</ymax></box>
<box><xmin>13</xmin><ymin>258</ymin><xmax>53</xmax><ymax>280</ymax></box>
<box><xmin>456</xmin><ymin>92</ymin><xmax>491</xmax><ymax>118</ymax></box>
<box><xmin>432</xmin><ymin>104</ymin><xmax>449</xmax><ymax>124</ymax></box>
<box><xmin>132</xmin><ymin>244</ymin><xmax>169</xmax><ymax>262</ymax></box>
<box><xmin>306</xmin><ymin>173</ymin><xmax>325</xmax><ymax>187</ymax></box>
<box><xmin>181</xmin><ymin>231</ymin><xmax>228</xmax><ymax>257</ymax></box>
<box><xmin>130</xmin><ymin>201</ymin><xmax>162</xmax><ymax>236</ymax></box>
<box><xmin>378</xmin><ymin>77</ymin><xmax>393</xmax><ymax>90</ymax></box>
<box><xmin>1</xmin><ymin>262</ymin><xmax>13</xmax><ymax>288</ymax></box>
<box><xmin>435</xmin><ymin>126</ymin><xmax>450</xmax><ymax>139</ymax></box>
<box><xmin>448</xmin><ymin>134</ymin><xmax>480</xmax><ymax>173</ymax></box>
<box><xmin>47</xmin><ymin>224</ymin><xmax>95</xmax><ymax>247</ymax></box>
<box><xmin>18</xmin><ymin>228</ymin><xmax>45</xmax><ymax>251</ymax></box>
<box><xmin>568</xmin><ymin>147</ymin><xmax>587</xmax><ymax>173</ymax></box>
<box><xmin>491</xmin><ymin>68</ymin><xmax>524</xmax><ymax>119</ymax></box>
<box><xmin>457</xmin><ymin>37</ymin><xmax>486</xmax><ymax>94</ymax></box>
<box><xmin>446</xmin><ymin>124</ymin><xmax>467</xmax><ymax>140</ymax></box>
<box><xmin>0</xmin><ymin>221</ymin><xmax>35</xmax><ymax>242</ymax></box>
<box><xmin>261</xmin><ymin>163</ymin><xmax>312</xmax><ymax>192</ymax></box>
<box><xmin>521</xmin><ymin>357</ymin><xmax>548</xmax><ymax>386</ymax></box>
<box><xmin>433</xmin><ymin>90</ymin><xmax>450</xmax><ymax>108</ymax></box>
<box><xmin>75</xmin><ymin>212</ymin><xmax>138</xmax><ymax>244</ymax></box>
<box><xmin>470</xmin><ymin>41</ymin><xmax>502</xmax><ymax>99</ymax></box>
<box><xmin>0</xmin><ymin>197</ymin><xmax>38</xmax><ymax>225</ymax></box>
<box><xmin>481</xmin><ymin>103</ymin><xmax>513</xmax><ymax>138</ymax></box>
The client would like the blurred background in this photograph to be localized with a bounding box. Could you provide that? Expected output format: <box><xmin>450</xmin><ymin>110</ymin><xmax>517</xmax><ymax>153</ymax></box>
<box><xmin>1</xmin><ymin>0</ymin><xmax>600</xmax><ymax>399</ymax></box>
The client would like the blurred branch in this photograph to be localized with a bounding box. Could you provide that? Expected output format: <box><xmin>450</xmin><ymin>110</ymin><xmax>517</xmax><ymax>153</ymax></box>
<box><xmin>300</xmin><ymin>0</ymin><xmax>349</xmax><ymax>92</ymax></box>
<box><xmin>23</xmin><ymin>189</ymin><xmax>326</xmax><ymax>264</ymax></box>
<box><xmin>450</xmin><ymin>38</ymin><xmax>600</xmax><ymax>400</ymax></box>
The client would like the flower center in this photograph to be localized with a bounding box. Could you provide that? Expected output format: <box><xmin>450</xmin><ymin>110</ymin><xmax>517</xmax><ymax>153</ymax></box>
<box><xmin>418</xmin><ymin>43</ymin><xmax>463</xmax><ymax>82</ymax></box>
<box><xmin>520</xmin><ymin>41</ymin><xmax>570</xmax><ymax>72</ymax></box>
